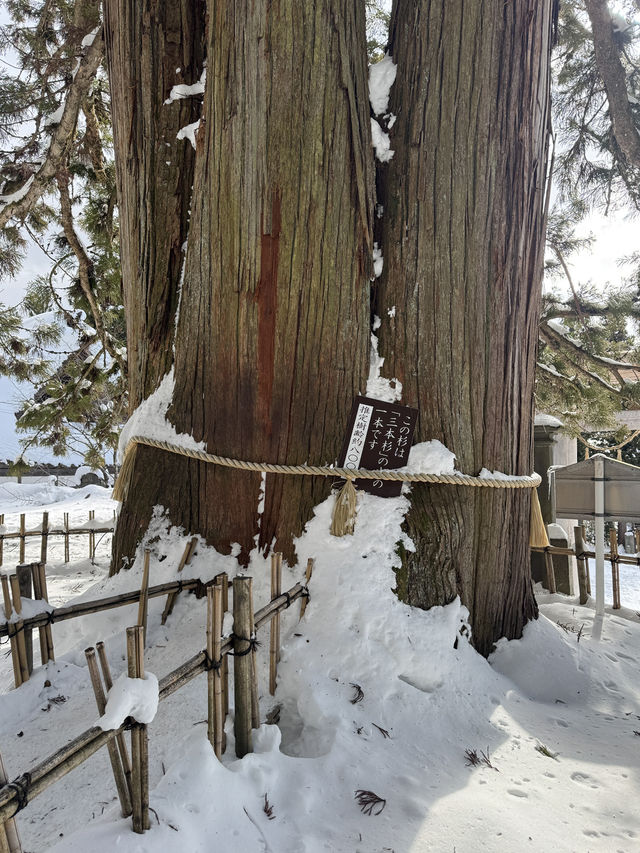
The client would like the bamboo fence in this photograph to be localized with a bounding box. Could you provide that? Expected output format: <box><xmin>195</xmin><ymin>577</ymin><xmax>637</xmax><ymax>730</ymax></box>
<box><xmin>0</xmin><ymin>511</ymin><xmax>116</xmax><ymax>567</ymax></box>
<box><xmin>530</xmin><ymin>524</ymin><xmax>640</xmax><ymax>610</ymax></box>
<box><xmin>0</xmin><ymin>559</ymin><xmax>310</xmax><ymax>841</ymax></box>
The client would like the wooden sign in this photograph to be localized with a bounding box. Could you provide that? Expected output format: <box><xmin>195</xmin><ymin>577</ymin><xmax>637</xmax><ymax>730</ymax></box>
<box><xmin>337</xmin><ymin>396</ymin><xmax>418</xmax><ymax>497</ymax></box>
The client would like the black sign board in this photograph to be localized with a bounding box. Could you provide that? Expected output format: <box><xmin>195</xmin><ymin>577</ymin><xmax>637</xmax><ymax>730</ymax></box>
<box><xmin>337</xmin><ymin>395</ymin><xmax>418</xmax><ymax>497</ymax></box>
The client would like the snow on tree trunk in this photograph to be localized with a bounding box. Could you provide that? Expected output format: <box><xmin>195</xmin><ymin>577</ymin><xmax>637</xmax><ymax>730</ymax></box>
<box><xmin>375</xmin><ymin>0</ymin><xmax>555</xmax><ymax>655</ymax></box>
<box><xmin>111</xmin><ymin>1</ymin><xmax>374</xmax><ymax>569</ymax></box>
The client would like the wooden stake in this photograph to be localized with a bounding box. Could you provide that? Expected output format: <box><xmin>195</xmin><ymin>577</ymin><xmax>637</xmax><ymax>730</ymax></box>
<box><xmin>18</xmin><ymin>516</ymin><xmax>24</xmax><ymax>565</ymax></box>
<box><xmin>96</xmin><ymin>642</ymin><xmax>132</xmax><ymax>801</ymax></box>
<box><xmin>543</xmin><ymin>548</ymin><xmax>556</xmax><ymax>595</ymax></box>
<box><xmin>233</xmin><ymin>577</ymin><xmax>254</xmax><ymax>758</ymax></box>
<box><xmin>63</xmin><ymin>513</ymin><xmax>69</xmax><ymax>563</ymax></box>
<box><xmin>574</xmin><ymin>526</ymin><xmax>589</xmax><ymax>606</ymax></box>
<box><xmin>9</xmin><ymin>576</ymin><xmax>29</xmax><ymax>684</ymax></box>
<box><xmin>88</xmin><ymin>511</ymin><xmax>94</xmax><ymax>560</ymax></box>
<box><xmin>40</xmin><ymin>513</ymin><xmax>48</xmax><ymax>566</ymax></box>
<box><xmin>137</xmin><ymin>550</ymin><xmax>150</xmax><ymax>647</ymax></box>
<box><xmin>37</xmin><ymin>563</ymin><xmax>54</xmax><ymax>663</ymax></box>
<box><xmin>30</xmin><ymin>564</ymin><xmax>48</xmax><ymax>666</ymax></box>
<box><xmin>85</xmin><ymin>647</ymin><xmax>132</xmax><ymax>817</ymax></box>
<box><xmin>0</xmin><ymin>749</ymin><xmax>21</xmax><ymax>853</ymax></box>
<box><xmin>0</xmin><ymin>514</ymin><xmax>5</xmax><ymax>567</ymax></box>
<box><xmin>269</xmin><ymin>553</ymin><xmax>282</xmax><ymax>695</ymax></box>
<box><xmin>609</xmin><ymin>528</ymin><xmax>621</xmax><ymax>609</ymax></box>
<box><xmin>299</xmin><ymin>557</ymin><xmax>314</xmax><ymax>621</ymax></box>
<box><xmin>1</xmin><ymin>575</ymin><xmax>20</xmax><ymax>688</ymax></box>
<box><xmin>160</xmin><ymin>537</ymin><xmax>198</xmax><ymax>624</ymax></box>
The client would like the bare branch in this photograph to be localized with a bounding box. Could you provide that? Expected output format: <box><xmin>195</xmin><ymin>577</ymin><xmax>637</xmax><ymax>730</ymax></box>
<box><xmin>0</xmin><ymin>27</ymin><xmax>104</xmax><ymax>229</ymax></box>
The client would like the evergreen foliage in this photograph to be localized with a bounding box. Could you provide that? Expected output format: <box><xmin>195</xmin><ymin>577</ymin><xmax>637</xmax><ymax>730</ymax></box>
<box><xmin>0</xmin><ymin>0</ymin><xmax>125</xmax><ymax>467</ymax></box>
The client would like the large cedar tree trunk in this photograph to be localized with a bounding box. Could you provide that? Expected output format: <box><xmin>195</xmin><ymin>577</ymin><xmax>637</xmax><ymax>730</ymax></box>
<box><xmin>103</xmin><ymin>0</ymin><xmax>206</xmax><ymax>410</ymax></box>
<box><xmin>375</xmin><ymin>0</ymin><xmax>555</xmax><ymax>655</ymax></box>
<box><xmin>111</xmin><ymin>1</ymin><xmax>373</xmax><ymax>569</ymax></box>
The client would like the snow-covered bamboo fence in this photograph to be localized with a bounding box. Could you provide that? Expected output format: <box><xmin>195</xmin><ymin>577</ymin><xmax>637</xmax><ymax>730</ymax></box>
<box><xmin>0</xmin><ymin>563</ymin><xmax>211</xmax><ymax>689</ymax></box>
<box><xmin>530</xmin><ymin>523</ymin><xmax>640</xmax><ymax>609</ymax></box>
<box><xmin>0</xmin><ymin>557</ymin><xmax>312</xmax><ymax>841</ymax></box>
<box><xmin>0</xmin><ymin>511</ymin><xmax>115</xmax><ymax>566</ymax></box>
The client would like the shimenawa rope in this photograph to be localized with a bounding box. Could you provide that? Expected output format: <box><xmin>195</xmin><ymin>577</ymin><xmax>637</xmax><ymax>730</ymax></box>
<box><xmin>113</xmin><ymin>435</ymin><xmax>548</xmax><ymax>546</ymax></box>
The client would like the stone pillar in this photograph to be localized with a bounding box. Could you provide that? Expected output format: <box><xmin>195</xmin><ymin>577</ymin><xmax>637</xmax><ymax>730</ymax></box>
<box><xmin>531</xmin><ymin>417</ymin><xmax>576</xmax><ymax>594</ymax></box>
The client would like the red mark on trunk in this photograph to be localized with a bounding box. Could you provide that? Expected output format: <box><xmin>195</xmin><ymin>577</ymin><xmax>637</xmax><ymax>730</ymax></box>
<box><xmin>256</xmin><ymin>190</ymin><xmax>281</xmax><ymax>440</ymax></box>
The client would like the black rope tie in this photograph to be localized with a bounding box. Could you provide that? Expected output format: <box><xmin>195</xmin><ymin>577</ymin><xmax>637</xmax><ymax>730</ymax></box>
<box><xmin>301</xmin><ymin>586</ymin><xmax>310</xmax><ymax>599</ymax></box>
<box><xmin>6</xmin><ymin>772</ymin><xmax>31</xmax><ymax>814</ymax></box>
<box><xmin>204</xmin><ymin>651</ymin><xmax>223</xmax><ymax>676</ymax></box>
<box><xmin>176</xmin><ymin>580</ymin><xmax>184</xmax><ymax>594</ymax></box>
<box><xmin>229</xmin><ymin>636</ymin><xmax>261</xmax><ymax>657</ymax></box>
<box><xmin>45</xmin><ymin>611</ymin><xmax>56</xmax><ymax>626</ymax></box>
<box><xmin>283</xmin><ymin>591</ymin><xmax>292</xmax><ymax>609</ymax></box>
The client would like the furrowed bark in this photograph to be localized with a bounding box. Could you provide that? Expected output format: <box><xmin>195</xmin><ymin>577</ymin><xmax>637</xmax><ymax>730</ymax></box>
<box><xmin>103</xmin><ymin>0</ymin><xmax>206</xmax><ymax>409</ymax></box>
<box><xmin>106</xmin><ymin>0</ymin><xmax>206</xmax><ymax>571</ymax></box>
<box><xmin>111</xmin><ymin>1</ymin><xmax>373</xmax><ymax>569</ymax></box>
<box><xmin>376</xmin><ymin>0</ymin><xmax>554</xmax><ymax>655</ymax></box>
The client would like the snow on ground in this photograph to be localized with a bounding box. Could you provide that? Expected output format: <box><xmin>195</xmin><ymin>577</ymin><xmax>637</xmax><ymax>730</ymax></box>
<box><xmin>0</xmin><ymin>483</ymin><xmax>639</xmax><ymax>852</ymax></box>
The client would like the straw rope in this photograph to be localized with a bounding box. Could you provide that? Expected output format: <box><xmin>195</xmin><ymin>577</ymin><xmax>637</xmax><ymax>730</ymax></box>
<box><xmin>116</xmin><ymin>435</ymin><xmax>541</xmax><ymax>490</ymax></box>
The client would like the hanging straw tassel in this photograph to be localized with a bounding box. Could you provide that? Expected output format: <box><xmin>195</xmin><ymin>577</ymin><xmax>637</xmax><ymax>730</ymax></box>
<box><xmin>330</xmin><ymin>478</ymin><xmax>358</xmax><ymax>537</ymax></box>
<box><xmin>112</xmin><ymin>442</ymin><xmax>138</xmax><ymax>503</ymax></box>
<box><xmin>529</xmin><ymin>487</ymin><xmax>549</xmax><ymax>548</ymax></box>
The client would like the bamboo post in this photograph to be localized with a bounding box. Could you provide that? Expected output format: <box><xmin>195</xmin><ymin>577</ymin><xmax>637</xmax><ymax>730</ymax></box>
<box><xmin>160</xmin><ymin>537</ymin><xmax>198</xmax><ymax>624</ymax></box>
<box><xmin>300</xmin><ymin>557</ymin><xmax>314</xmax><ymax>621</ymax></box>
<box><xmin>1</xmin><ymin>575</ymin><xmax>21</xmax><ymax>688</ymax></box>
<box><xmin>218</xmin><ymin>573</ymin><xmax>229</xmax><ymax>717</ymax></box>
<box><xmin>233</xmin><ymin>576</ymin><xmax>254</xmax><ymax>758</ymax></box>
<box><xmin>30</xmin><ymin>564</ymin><xmax>48</xmax><ymax>666</ymax></box>
<box><xmin>635</xmin><ymin>526</ymin><xmax>640</xmax><ymax>556</ymax></box>
<box><xmin>249</xmin><ymin>579</ymin><xmax>260</xmax><ymax>729</ymax></box>
<box><xmin>609</xmin><ymin>528</ymin><xmax>621</xmax><ymax>610</ymax></box>
<box><xmin>543</xmin><ymin>547</ymin><xmax>556</xmax><ymax>595</ymax></box>
<box><xmin>269</xmin><ymin>553</ymin><xmax>282</xmax><ymax>695</ymax></box>
<box><xmin>88</xmin><ymin>511</ymin><xmax>95</xmax><ymax>560</ymax></box>
<box><xmin>85</xmin><ymin>647</ymin><xmax>132</xmax><ymax>817</ymax></box>
<box><xmin>18</xmin><ymin>516</ymin><xmax>25</xmax><ymax>565</ymax></box>
<box><xmin>37</xmin><ymin>563</ymin><xmax>54</xmax><ymax>662</ymax></box>
<box><xmin>574</xmin><ymin>526</ymin><xmax>589</xmax><ymax>606</ymax></box>
<box><xmin>96</xmin><ymin>642</ymin><xmax>132</xmax><ymax>801</ymax></box>
<box><xmin>63</xmin><ymin>514</ymin><xmax>69</xmax><ymax>563</ymax></box>
<box><xmin>127</xmin><ymin>626</ymin><xmax>149</xmax><ymax>833</ymax></box>
<box><xmin>9</xmin><ymin>575</ymin><xmax>30</xmax><ymax>684</ymax></box>
<box><xmin>0</xmin><ymin>514</ymin><xmax>4</xmax><ymax>567</ymax></box>
<box><xmin>207</xmin><ymin>585</ymin><xmax>225</xmax><ymax>758</ymax></box>
<box><xmin>137</xmin><ymin>550</ymin><xmax>150</xmax><ymax>647</ymax></box>
<box><xmin>0</xmin><ymin>750</ymin><xmax>21</xmax><ymax>853</ymax></box>
<box><xmin>40</xmin><ymin>513</ymin><xmax>48</xmax><ymax>566</ymax></box>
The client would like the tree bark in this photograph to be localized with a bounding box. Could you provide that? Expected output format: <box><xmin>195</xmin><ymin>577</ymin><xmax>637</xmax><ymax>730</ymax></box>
<box><xmin>111</xmin><ymin>1</ymin><xmax>373</xmax><ymax>569</ymax></box>
<box><xmin>376</xmin><ymin>0</ymin><xmax>554</xmax><ymax>655</ymax></box>
<box><xmin>103</xmin><ymin>0</ymin><xmax>206</xmax><ymax>409</ymax></box>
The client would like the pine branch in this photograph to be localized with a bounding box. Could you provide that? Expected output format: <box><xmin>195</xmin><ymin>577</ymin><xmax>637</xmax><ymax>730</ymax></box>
<box><xmin>539</xmin><ymin>322</ymin><xmax>633</xmax><ymax>392</ymax></box>
<box><xmin>0</xmin><ymin>22</ymin><xmax>104</xmax><ymax>229</ymax></box>
<box><xmin>56</xmin><ymin>170</ymin><xmax>126</xmax><ymax>377</ymax></box>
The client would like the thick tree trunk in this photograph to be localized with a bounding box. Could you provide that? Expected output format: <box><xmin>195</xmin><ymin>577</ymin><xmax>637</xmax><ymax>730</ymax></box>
<box><xmin>103</xmin><ymin>0</ymin><xmax>206</xmax><ymax>409</ymax></box>
<box><xmin>376</xmin><ymin>0</ymin><xmax>554</xmax><ymax>655</ymax></box>
<box><xmin>111</xmin><ymin>1</ymin><xmax>373</xmax><ymax>570</ymax></box>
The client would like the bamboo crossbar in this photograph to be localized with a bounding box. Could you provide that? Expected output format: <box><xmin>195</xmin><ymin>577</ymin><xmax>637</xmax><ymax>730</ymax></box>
<box><xmin>530</xmin><ymin>544</ymin><xmax>640</xmax><ymax>566</ymax></box>
<box><xmin>0</xmin><ymin>578</ymin><xmax>307</xmax><ymax>822</ymax></box>
<box><xmin>0</xmin><ymin>578</ymin><xmax>206</xmax><ymax>637</ymax></box>
<box><xmin>0</xmin><ymin>528</ymin><xmax>113</xmax><ymax>540</ymax></box>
